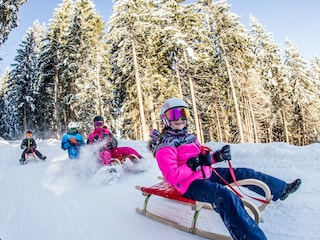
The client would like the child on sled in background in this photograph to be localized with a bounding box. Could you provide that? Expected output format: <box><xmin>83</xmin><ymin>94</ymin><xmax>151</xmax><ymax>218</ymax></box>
<box><xmin>20</xmin><ymin>131</ymin><xmax>46</xmax><ymax>164</ymax></box>
<box><xmin>87</xmin><ymin>116</ymin><xmax>143</xmax><ymax>165</ymax></box>
<box><xmin>149</xmin><ymin>97</ymin><xmax>302</xmax><ymax>240</ymax></box>
<box><xmin>61</xmin><ymin>122</ymin><xmax>86</xmax><ymax>159</ymax></box>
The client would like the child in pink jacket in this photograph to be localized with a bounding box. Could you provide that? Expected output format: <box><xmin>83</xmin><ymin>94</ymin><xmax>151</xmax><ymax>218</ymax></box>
<box><xmin>149</xmin><ymin>97</ymin><xmax>301</xmax><ymax>240</ymax></box>
<box><xmin>87</xmin><ymin>116</ymin><xmax>142</xmax><ymax>165</ymax></box>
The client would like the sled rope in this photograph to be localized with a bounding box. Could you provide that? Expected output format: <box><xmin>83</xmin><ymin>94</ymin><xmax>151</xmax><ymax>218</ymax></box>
<box><xmin>226</xmin><ymin>161</ymin><xmax>270</xmax><ymax>204</ymax></box>
<box><xmin>202</xmin><ymin>145</ymin><xmax>270</xmax><ymax>205</ymax></box>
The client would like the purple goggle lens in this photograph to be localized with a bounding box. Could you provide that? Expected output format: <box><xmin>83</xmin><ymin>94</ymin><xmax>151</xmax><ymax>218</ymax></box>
<box><xmin>165</xmin><ymin>108</ymin><xmax>190</xmax><ymax>121</ymax></box>
<box><xmin>94</xmin><ymin>121</ymin><xmax>103</xmax><ymax>127</ymax></box>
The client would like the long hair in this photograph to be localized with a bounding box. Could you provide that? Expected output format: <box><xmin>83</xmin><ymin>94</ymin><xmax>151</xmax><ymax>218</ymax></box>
<box><xmin>148</xmin><ymin>127</ymin><xmax>168</xmax><ymax>156</ymax></box>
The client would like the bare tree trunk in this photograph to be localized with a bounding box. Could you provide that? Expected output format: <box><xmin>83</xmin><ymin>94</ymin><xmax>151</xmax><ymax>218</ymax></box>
<box><xmin>199</xmin><ymin>118</ymin><xmax>204</xmax><ymax>144</ymax></box>
<box><xmin>149</xmin><ymin>96</ymin><xmax>157</xmax><ymax>130</ymax></box>
<box><xmin>96</xmin><ymin>56</ymin><xmax>103</xmax><ymax>116</ymax></box>
<box><xmin>183</xmin><ymin>50</ymin><xmax>202</xmax><ymax>141</ymax></box>
<box><xmin>281</xmin><ymin>109</ymin><xmax>289</xmax><ymax>143</ymax></box>
<box><xmin>23</xmin><ymin>104</ymin><xmax>27</xmax><ymax>134</ymax></box>
<box><xmin>54</xmin><ymin>74</ymin><xmax>61</xmax><ymax>139</ymax></box>
<box><xmin>174</xmin><ymin>54</ymin><xmax>183</xmax><ymax>97</ymax></box>
<box><xmin>248</xmin><ymin>97</ymin><xmax>258</xmax><ymax>142</ymax></box>
<box><xmin>223</xmin><ymin>54</ymin><xmax>244</xmax><ymax>143</ymax></box>
<box><xmin>215</xmin><ymin>105</ymin><xmax>223</xmax><ymax>142</ymax></box>
<box><xmin>267</xmin><ymin>116</ymin><xmax>272</xmax><ymax>143</ymax></box>
<box><xmin>131</xmin><ymin>33</ymin><xmax>148</xmax><ymax>140</ymax></box>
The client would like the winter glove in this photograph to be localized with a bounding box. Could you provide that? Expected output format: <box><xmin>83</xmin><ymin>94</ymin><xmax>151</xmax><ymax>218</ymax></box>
<box><xmin>213</xmin><ymin>145</ymin><xmax>231</xmax><ymax>162</ymax></box>
<box><xmin>69</xmin><ymin>138</ymin><xmax>77</xmax><ymax>145</ymax></box>
<box><xmin>106</xmin><ymin>134</ymin><xmax>118</xmax><ymax>149</ymax></box>
<box><xmin>102</xmin><ymin>134</ymin><xmax>109</xmax><ymax>140</ymax></box>
<box><xmin>93</xmin><ymin>135</ymin><xmax>100</xmax><ymax>142</ymax></box>
<box><xmin>199</xmin><ymin>151</ymin><xmax>212</xmax><ymax>166</ymax></box>
<box><xmin>186</xmin><ymin>157</ymin><xmax>201</xmax><ymax>171</ymax></box>
<box><xmin>107</xmin><ymin>142</ymin><xmax>117</xmax><ymax>149</ymax></box>
<box><xmin>186</xmin><ymin>151</ymin><xmax>212</xmax><ymax>171</ymax></box>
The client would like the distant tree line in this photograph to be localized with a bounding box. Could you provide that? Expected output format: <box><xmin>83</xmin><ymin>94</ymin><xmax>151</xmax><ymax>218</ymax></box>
<box><xmin>0</xmin><ymin>0</ymin><xmax>319</xmax><ymax>146</ymax></box>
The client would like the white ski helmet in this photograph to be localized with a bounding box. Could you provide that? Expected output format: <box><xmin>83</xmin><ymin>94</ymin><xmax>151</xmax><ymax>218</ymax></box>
<box><xmin>160</xmin><ymin>97</ymin><xmax>189</xmax><ymax>127</ymax></box>
<box><xmin>68</xmin><ymin>122</ymin><xmax>78</xmax><ymax>132</ymax></box>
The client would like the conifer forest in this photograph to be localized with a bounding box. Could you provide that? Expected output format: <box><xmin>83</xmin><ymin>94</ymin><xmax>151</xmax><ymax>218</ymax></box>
<box><xmin>1</xmin><ymin>0</ymin><xmax>320</xmax><ymax>146</ymax></box>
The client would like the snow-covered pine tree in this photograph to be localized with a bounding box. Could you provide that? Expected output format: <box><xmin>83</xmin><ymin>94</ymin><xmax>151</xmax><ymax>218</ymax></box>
<box><xmin>284</xmin><ymin>40</ymin><xmax>320</xmax><ymax>145</ymax></box>
<box><xmin>0</xmin><ymin>0</ymin><xmax>28</xmax><ymax>48</ymax></box>
<box><xmin>5</xmin><ymin>20</ymin><xmax>45</xmax><ymax>138</ymax></box>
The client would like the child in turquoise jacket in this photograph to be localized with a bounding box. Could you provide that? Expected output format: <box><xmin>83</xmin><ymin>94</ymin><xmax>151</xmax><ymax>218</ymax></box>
<box><xmin>61</xmin><ymin>122</ymin><xmax>86</xmax><ymax>159</ymax></box>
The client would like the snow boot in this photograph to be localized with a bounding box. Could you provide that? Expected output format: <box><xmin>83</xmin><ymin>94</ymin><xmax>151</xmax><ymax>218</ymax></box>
<box><xmin>40</xmin><ymin>156</ymin><xmax>47</xmax><ymax>161</ymax></box>
<box><xmin>19</xmin><ymin>159</ymin><xmax>25</xmax><ymax>165</ymax></box>
<box><xmin>280</xmin><ymin>178</ymin><xmax>302</xmax><ymax>200</ymax></box>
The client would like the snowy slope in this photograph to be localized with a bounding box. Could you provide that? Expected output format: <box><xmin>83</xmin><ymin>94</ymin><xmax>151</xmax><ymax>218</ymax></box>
<box><xmin>0</xmin><ymin>138</ymin><xmax>319</xmax><ymax>240</ymax></box>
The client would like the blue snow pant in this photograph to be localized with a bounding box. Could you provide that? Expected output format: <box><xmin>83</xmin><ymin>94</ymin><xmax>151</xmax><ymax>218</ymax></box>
<box><xmin>183</xmin><ymin>167</ymin><xmax>287</xmax><ymax>240</ymax></box>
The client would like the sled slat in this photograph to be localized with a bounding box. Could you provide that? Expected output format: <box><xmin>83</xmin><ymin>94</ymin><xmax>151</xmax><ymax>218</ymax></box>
<box><xmin>137</xmin><ymin>181</ymin><xmax>196</xmax><ymax>205</ymax></box>
<box><xmin>136</xmin><ymin>180</ymin><xmax>265</xmax><ymax>240</ymax></box>
<box><xmin>135</xmin><ymin>207</ymin><xmax>232</xmax><ymax>240</ymax></box>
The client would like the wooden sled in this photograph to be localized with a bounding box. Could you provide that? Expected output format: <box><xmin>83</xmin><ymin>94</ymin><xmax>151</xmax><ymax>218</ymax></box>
<box><xmin>26</xmin><ymin>152</ymin><xmax>36</xmax><ymax>160</ymax></box>
<box><xmin>20</xmin><ymin>152</ymin><xmax>37</xmax><ymax>165</ymax></box>
<box><xmin>136</xmin><ymin>178</ymin><xmax>271</xmax><ymax>240</ymax></box>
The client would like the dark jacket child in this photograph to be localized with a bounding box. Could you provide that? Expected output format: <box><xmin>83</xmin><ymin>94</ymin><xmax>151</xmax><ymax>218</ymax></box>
<box><xmin>20</xmin><ymin>131</ymin><xmax>46</xmax><ymax>164</ymax></box>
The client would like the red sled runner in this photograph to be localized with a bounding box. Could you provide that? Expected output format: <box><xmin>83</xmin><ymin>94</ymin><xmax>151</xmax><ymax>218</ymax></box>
<box><xmin>136</xmin><ymin>177</ymin><xmax>271</xmax><ymax>240</ymax></box>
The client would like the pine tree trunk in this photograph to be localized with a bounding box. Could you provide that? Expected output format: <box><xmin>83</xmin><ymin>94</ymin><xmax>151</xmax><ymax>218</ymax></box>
<box><xmin>280</xmin><ymin>109</ymin><xmax>289</xmax><ymax>143</ymax></box>
<box><xmin>131</xmin><ymin>33</ymin><xmax>148</xmax><ymax>140</ymax></box>
<box><xmin>183</xmin><ymin>50</ymin><xmax>202</xmax><ymax>142</ymax></box>
<box><xmin>223</xmin><ymin>54</ymin><xmax>244</xmax><ymax>143</ymax></box>
<box><xmin>54</xmin><ymin>74</ymin><xmax>60</xmax><ymax>138</ymax></box>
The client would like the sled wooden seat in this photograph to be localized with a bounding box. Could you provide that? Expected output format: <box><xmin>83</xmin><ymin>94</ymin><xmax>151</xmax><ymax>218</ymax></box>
<box><xmin>137</xmin><ymin>180</ymin><xmax>202</xmax><ymax>206</ymax></box>
<box><xmin>136</xmin><ymin>179</ymin><xmax>271</xmax><ymax>240</ymax></box>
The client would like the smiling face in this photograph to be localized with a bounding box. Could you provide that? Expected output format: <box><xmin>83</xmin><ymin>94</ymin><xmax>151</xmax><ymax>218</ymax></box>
<box><xmin>169</xmin><ymin>119</ymin><xmax>187</xmax><ymax>130</ymax></box>
<box><xmin>163</xmin><ymin>107</ymin><xmax>189</xmax><ymax>130</ymax></box>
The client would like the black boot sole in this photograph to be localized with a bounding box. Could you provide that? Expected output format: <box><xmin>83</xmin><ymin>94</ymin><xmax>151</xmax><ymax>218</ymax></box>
<box><xmin>280</xmin><ymin>179</ymin><xmax>302</xmax><ymax>200</ymax></box>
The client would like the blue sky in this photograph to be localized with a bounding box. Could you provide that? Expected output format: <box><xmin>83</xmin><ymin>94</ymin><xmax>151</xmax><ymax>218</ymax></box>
<box><xmin>229</xmin><ymin>0</ymin><xmax>319</xmax><ymax>61</ymax></box>
<box><xmin>0</xmin><ymin>0</ymin><xmax>319</xmax><ymax>75</ymax></box>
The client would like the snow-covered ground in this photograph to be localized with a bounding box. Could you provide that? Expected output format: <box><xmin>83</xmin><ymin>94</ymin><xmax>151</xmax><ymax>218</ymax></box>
<box><xmin>0</xmin><ymin>138</ymin><xmax>319</xmax><ymax>240</ymax></box>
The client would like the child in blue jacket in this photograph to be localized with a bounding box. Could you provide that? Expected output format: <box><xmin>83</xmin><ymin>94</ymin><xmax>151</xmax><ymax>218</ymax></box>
<box><xmin>61</xmin><ymin>122</ymin><xmax>86</xmax><ymax>159</ymax></box>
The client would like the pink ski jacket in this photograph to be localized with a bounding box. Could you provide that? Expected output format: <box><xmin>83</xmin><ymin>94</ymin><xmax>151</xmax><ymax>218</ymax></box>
<box><xmin>88</xmin><ymin>127</ymin><xmax>110</xmax><ymax>143</ymax></box>
<box><xmin>87</xmin><ymin>127</ymin><xmax>117</xmax><ymax>149</ymax></box>
<box><xmin>155</xmin><ymin>139</ymin><xmax>213</xmax><ymax>194</ymax></box>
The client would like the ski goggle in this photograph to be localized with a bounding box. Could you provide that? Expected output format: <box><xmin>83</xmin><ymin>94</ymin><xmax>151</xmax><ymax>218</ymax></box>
<box><xmin>165</xmin><ymin>108</ymin><xmax>190</xmax><ymax>121</ymax></box>
<box><xmin>70</xmin><ymin>127</ymin><xmax>77</xmax><ymax>132</ymax></box>
<box><xmin>94</xmin><ymin>121</ymin><xmax>104</xmax><ymax>127</ymax></box>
